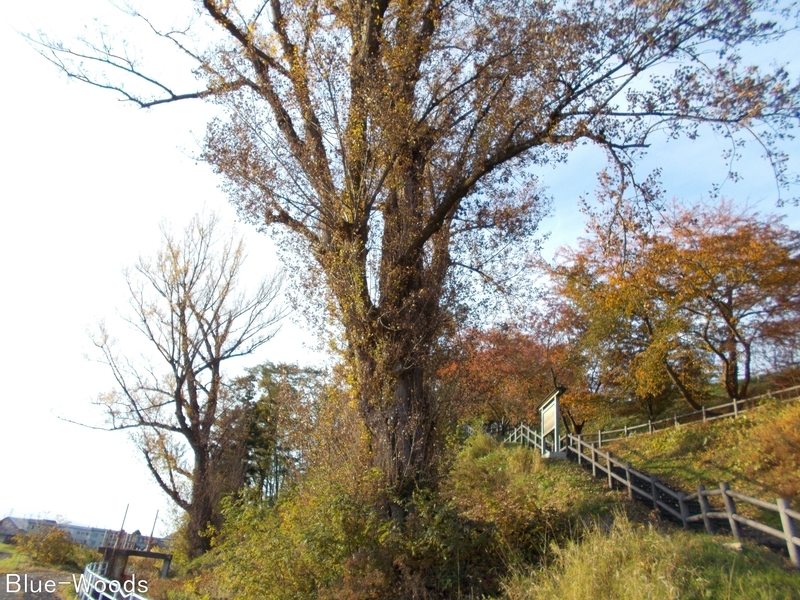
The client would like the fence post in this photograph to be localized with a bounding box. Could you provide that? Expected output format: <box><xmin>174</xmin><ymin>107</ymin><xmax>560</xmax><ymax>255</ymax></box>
<box><xmin>624</xmin><ymin>462</ymin><xmax>633</xmax><ymax>500</ymax></box>
<box><xmin>702</xmin><ymin>406</ymin><xmax>707</xmax><ymax>422</ymax></box>
<box><xmin>577</xmin><ymin>437</ymin><xmax>582</xmax><ymax>465</ymax></box>
<box><xmin>648</xmin><ymin>419</ymin><xmax>653</xmax><ymax>434</ymax></box>
<box><xmin>697</xmin><ymin>485</ymin><xmax>715</xmax><ymax>534</ymax></box>
<box><xmin>591</xmin><ymin>443</ymin><xmax>597</xmax><ymax>477</ymax></box>
<box><xmin>777</xmin><ymin>498</ymin><xmax>800</xmax><ymax>568</ymax></box>
<box><xmin>678</xmin><ymin>492</ymin><xmax>689</xmax><ymax>530</ymax></box>
<box><xmin>607</xmin><ymin>451</ymin><xmax>614</xmax><ymax>489</ymax></box>
<box><xmin>720</xmin><ymin>482</ymin><xmax>741</xmax><ymax>540</ymax></box>
<box><xmin>674</xmin><ymin>414</ymin><xmax>678</xmax><ymax>428</ymax></box>
<box><xmin>650</xmin><ymin>474</ymin><xmax>659</xmax><ymax>510</ymax></box>
<box><xmin>733</xmin><ymin>398</ymin><xmax>739</xmax><ymax>417</ymax></box>
<box><xmin>624</xmin><ymin>425</ymin><xmax>628</xmax><ymax>437</ymax></box>
<box><xmin>598</xmin><ymin>429</ymin><xmax>603</xmax><ymax>448</ymax></box>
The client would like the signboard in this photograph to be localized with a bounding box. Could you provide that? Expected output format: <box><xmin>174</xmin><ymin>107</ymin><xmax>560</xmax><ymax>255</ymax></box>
<box><xmin>541</xmin><ymin>402</ymin><xmax>557</xmax><ymax>436</ymax></box>
<box><xmin>538</xmin><ymin>387</ymin><xmax>566</xmax><ymax>455</ymax></box>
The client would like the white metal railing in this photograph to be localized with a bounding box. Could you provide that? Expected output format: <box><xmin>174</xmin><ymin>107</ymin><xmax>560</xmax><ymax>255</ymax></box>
<box><xmin>75</xmin><ymin>562</ymin><xmax>150</xmax><ymax>600</ymax></box>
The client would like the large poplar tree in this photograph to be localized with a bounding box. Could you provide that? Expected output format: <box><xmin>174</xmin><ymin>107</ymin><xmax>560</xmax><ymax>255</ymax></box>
<box><xmin>37</xmin><ymin>0</ymin><xmax>800</xmax><ymax>507</ymax></box>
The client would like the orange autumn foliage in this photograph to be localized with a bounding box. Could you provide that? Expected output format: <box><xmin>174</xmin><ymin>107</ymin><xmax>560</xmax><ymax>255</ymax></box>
<box><xmin>548</xmin><ymin>198</ymin><xmax>800</xmax><ymax>419</ymax></box>
<box><xmin>441</xmin><ymin>318</ymin><xmax>607</xmax><ymax>433</ymax></box>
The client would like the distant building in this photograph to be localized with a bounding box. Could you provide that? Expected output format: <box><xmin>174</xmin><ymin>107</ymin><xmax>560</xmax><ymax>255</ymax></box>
<box><xmin>0</xmin><ymin>517</ymin><xmax>27</xmax><ymax>543</ymax></box>
<box><xmin>62</xmin><ymin>524</ymin><xmax>116</xmax><ymax>549</ymax></box>
<box><xmin>0</xmin><ymin>516</ymin><xmax>171</xmax><ymax>550</ymax></box>
<box><xmin>0</xmin><ymin>517</ymin><xmax>59</xmax><ymax>543</ymax></box>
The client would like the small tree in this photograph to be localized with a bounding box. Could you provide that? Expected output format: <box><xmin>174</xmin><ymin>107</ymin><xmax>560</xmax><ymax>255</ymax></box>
<box><xmin>548</xmin><ymin>199</ymin><xmax>800</xmax><ymax>414</ymax></box>
<box><xmin>548</xmin><ymin>201</ymin><xmax>710</xmax><ymax>416</ymax></box>
<box><xmin>656</xmin><ymin>202</ymin><xmax>800</xmax><ymax>400</ymax></box>
<box><xmin>94</xmin><ymin>213</ymin><xmax>285</xmax><ymax>558</ymax></box>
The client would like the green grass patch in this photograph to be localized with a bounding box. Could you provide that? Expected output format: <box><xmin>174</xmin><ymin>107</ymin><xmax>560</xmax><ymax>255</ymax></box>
<box><xmin>0</xmin><ymin>542</ymin><xmax>31</xmax><ymax>573</ymax></box>
<box><xmin>503</xmin><ymin>514</ymin><xmax>800</xmax><ymax>600</ymax></box>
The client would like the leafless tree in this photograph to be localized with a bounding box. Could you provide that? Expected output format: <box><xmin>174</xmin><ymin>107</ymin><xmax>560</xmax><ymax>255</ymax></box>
<box><xmin>93</xmin><ymin>212</ymin><xmax>285</xmax><ymax>557</ymax></box>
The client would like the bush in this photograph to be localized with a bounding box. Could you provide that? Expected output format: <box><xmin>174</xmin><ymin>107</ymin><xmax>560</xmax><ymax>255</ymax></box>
<box><xmin>14</xmin><ymin>529</ymin><xmax>98</xmax><ymax>572</ymax></box>
<box><xmin>212</xmin><ymin>467</ymin><xmax>383</xmax><ymax>600</ymax></box>
<box><xmin>205</xmin><ymin>434</ymin><xmax>622</xmax><ymax>600</ymax></box>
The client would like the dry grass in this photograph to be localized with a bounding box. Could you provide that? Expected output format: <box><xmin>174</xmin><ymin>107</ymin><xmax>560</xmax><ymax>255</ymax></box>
<box><xmin>605</xmin><ymin>400</ymin><xmax>800</xmax><ymax>507</ymax></box>
<box><xmin>503</xmin><ymin>514</ymin><xmax>800</xmax><ymax>600</ymax></box>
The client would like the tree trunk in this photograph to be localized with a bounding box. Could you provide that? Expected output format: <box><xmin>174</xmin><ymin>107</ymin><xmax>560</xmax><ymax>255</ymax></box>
<box><xmin>724</xmin><ymin>333</ymin><xmax>741</xmax><ymax>400</ymax></box>
<box><xmin>326</xmin><ymin>164</ymin><xmax>448</xmax><ymax>516</ymax></box>
<box><xmin>664</xmin><ymin>359</ymin><xmax>702</xmax><ymax>410</ymax></box>
<box><xmin>360</xmin><ymin>362</ymin><xmax>434</xmax><ymax>517</ymax></box>
<box><xmin>187</xmin><ymin>455</ymin><xmax>215</xmax><ymax>559</ymax></box>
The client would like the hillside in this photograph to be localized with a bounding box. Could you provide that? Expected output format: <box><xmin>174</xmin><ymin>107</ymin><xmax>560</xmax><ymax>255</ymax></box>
<box><xmin>604</xmin><ymin>400</ymin><xmax>800</xmax><ymax>504</ymax></box>
<box><xmin>140</xmin><ymin>433</ymin><xmax>800</xmax><ymax>599</ymax></box>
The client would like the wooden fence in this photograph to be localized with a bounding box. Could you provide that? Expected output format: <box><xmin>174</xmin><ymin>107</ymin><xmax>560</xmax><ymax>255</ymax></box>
<box><xmin>575</xmin><ymin>384</ymin><xmax>800</xmax><ymax>447</ymax></box>
<box><xmin>506</xmin><ymin>422</ymin><xmax>551</xmax><ymax>451</ymax></box>
<box><xmin>504</xmin><ymin>423</ymin><xmax>800</xmax><ymax>568</ymax></box>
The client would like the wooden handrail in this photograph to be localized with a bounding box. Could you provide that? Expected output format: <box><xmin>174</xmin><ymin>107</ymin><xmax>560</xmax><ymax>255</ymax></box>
<box><xmin>506</xmin><ymin>428</ymin><xmax>800</xmax><ymax>568</ymax></box>
<box><xmin>575</xmin><ymin>385</ymin><xmax>800</xmax><ymax>443</ymax></box>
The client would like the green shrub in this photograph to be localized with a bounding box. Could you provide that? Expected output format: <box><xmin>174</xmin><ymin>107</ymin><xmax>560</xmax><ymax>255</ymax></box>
<box><xmin>206</xmin><ymin>434</ymin><xmax>622</xmax><ymax>599</ymax></box>
<box><xmin>14</xmin><ymin>529</ymin><xmax>98</xmax><ymax>572</ymax></box>
<box><xmin>212</xmin><ymin>467</ymin><xmax>383</xmax><ymax>600</ymax></box>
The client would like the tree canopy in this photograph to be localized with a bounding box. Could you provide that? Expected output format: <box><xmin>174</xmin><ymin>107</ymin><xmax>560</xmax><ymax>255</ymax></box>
<box><xmin>547</xmin><ymin>199</ymin><xmax>800</xmax><ymax>416</ymax></box>
<box><xmin>37</xmin><ymin>0</ymin><xmax>800</xmax><ymax>506</ymax></box>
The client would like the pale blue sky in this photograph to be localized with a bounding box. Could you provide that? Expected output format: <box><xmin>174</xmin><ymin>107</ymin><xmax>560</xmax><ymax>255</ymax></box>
<box><xmin>1</xmin><ymin>1</ymin><xmax>798</xmax><ymax>536</ymax></box>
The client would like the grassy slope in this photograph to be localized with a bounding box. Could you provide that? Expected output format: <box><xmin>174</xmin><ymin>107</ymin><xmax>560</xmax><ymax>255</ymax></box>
<box><xmin>486</xmin><ymin>438</ymin><xmax>800</xmax><ymax>599</ymax></box>
<box><xmin>200</xmin><ymin>435</ymin><xmax>631</xmax><ymax>600</ymax></box>
<box><xmin>146</xmin><ymin>430</ymin><xmax>800</xmax><ymax>599</ymax></box>
<box><xmin>504</xmin><ymin>515</ymin><xmax>800</xmax><ymax>600</ymax></box>
<box><xmin>499</xmin><ymin>406</ymin><xmax>800</xmax><ymax>600</ymax></box>
<box><xmin>603</xmin><ymin>400</ymin><xmax>800</xmax><ymax>527</ymax></box>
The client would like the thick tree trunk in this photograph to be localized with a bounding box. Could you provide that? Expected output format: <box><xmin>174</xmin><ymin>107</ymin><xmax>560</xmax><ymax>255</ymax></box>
<box><xmin>360</xmin><ymin>362</ymin><xmax>435</xmax><ymax>514</ymax></box>
<box><xmin>187</xmin><ymin>456</ymin><xmax>215</xmax><ymax>559</ymax></box>
<box><xmin>328</xmin><ymin>168</ymin><xmax>448</xmax><ymax>515</ymax></box>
